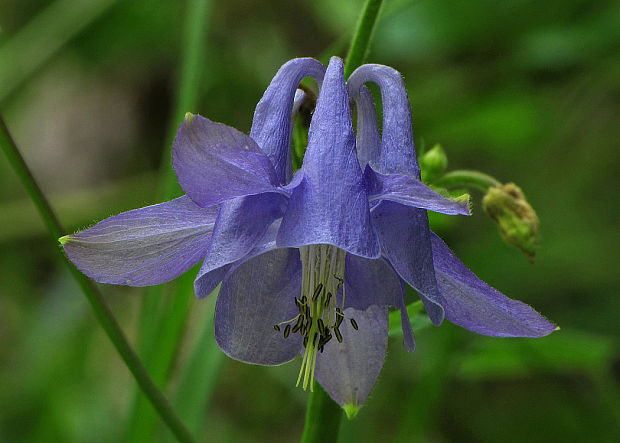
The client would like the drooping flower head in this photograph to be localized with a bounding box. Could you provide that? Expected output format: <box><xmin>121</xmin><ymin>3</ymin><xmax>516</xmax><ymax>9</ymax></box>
<box><xmin>60</xmin><ymin>56</ymin><xmax>555</xmax><ymax>414</ymax></box>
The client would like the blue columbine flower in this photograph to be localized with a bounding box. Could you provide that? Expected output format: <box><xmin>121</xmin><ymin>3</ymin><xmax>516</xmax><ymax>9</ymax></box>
<box><xmin>60</xmin><ymin>56</ymin><xmax>555</xmax><ymax>413</ymax></box>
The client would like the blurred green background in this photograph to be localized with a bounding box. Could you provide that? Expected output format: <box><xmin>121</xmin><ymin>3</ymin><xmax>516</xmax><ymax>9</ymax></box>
<box><xmin>1</xmin><ymin>0</ymin><xmax>619</xmax><ymax>441</ymax></box>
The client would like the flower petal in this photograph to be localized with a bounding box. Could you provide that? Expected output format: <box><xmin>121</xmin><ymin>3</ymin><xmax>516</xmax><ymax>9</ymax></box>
<box><xmin>250</xmin><ymin>58</ymin><xmax>326</xmax><ymax>185</ymax></box>
<box><xmin>214</xmin><ymin>248</ymin><xmax>303</xmax><ymax>365</ymax></box>
<box><xmin>199</xmin><ymin>193</ymin><xmax>287</xmax><ymax>276</ymax></box>
<box><xmin>372</xmin><ymin>201</ymin><xmax>445</xmax><ymax>325</ymax></box>
<box><xmin>61</xmin><ymin>196</ymin><xmax>217</xmax><ymax>286</ymax></box>
<box><xmin>348</xmin><ymin>64</ymin><xmax>420</xmax><ymax>177</ymax></box>
<box><xmin>343</xmin><ymin>254</ymin><xmax>401</xmax><ymax>310</ymax></box>
<box><xmin>194</xmin><ymin>216</ymin><xmax>283</xmax><ymax>299</ymax></box>
<box><xmin>277</xmin><ymin>57</ymin><xmax>380</xmax><ymax>258</ymax></box>
<box><xmin>365</xmin><ymin>166</ymin><xmax>470</xmax><ymax>215</ymax></box>
<box><xmin>431</xmin><ymin>232</ymin><xmax>557</xmax><ymax>337</ymax></box>
<box><xmin>194</xmin><ymin>264</ymin><xmax>230</xmax><ymax>300</ymax></box>
<box><xmin>353</xmin><ymin>86</ymin><xmax>381</xmax><ymax>171</ymax></box>
<box><xmin>172</xmin><ymin>114</ymin><xmax>281</xmax><ymax>207</ymax></box>
<box><xmin>314</xmin><ymin>305</ymin><xmax>388</xmax><ymax>408</ymax></box>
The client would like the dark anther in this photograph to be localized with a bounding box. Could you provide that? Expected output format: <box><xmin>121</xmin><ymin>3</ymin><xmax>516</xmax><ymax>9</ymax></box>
<box><xmin>312</xmin><ymin>333</ymin><xmax>319</xmax><ymax>346</ymax></box>
<box><xmin>324</xmin><ymin>292</ymin><xmax>332</xmax><ymax>307</ymax></box>
<box><xmin>305</xmin><ymin>306</ymin><xmax>310</xmax><ymax>319</ymax></box>
<box><xmin>295</xmin><ymin>298</ymin><xmax>301</xmax><ymax>308</ymax></box>
<box><xmin>284</xmin><ymin>324</ymin><xmax>291</xmax><ymax>338</ymax></box>
<box><xmin>292</xmin><ymin>317</ymin><xmax>303</xmax><ymax>333</ymax></box>
<box><xmin>301</xmin><ymin>295</ymin><xmax>307</xmax><ymax>304</ymax></box>
<box><xmin>335</xmin><ymin>313</ymin><xmax>344</xmax><ymax>328</ymax></box>
<box><xmin>312</xmin><ymin>283</ymin><xmax>323</xmax><ymax>301</ymax></box>
<box><xmin>303</xmin><ymin>335</ymin><xmax>309</xmax><ymax>347</ymax></box>
<box><xmin>318</xmin><ymin>344</ymin><xmax>324</xmax><ymax>353</ymax></box>
<box><xmin>317</xmin><ymin>319</ymin><xmax>325</xmax><ymax>335</ymax></box>
<box><xmin>323</xmin><ymin>333</ymin><xmax>332</xmax><ymax>345</ymax></box>
<box><xmin>350</xmin><ymin>318</ymin><xmax>359</xmax><ymax>330</ymax></box>
<box><xmin>274</xmin><ymin>325</ymin><xmax>281</xmax><ymax>332</ymax></box>
<box><xmin>306</xmin><ymin>317</ymin><xmax>313</xmax><ymax>332</ymax></box>
<box><xmin>334</xmin><ymin>327</ymin><xmax>343</xmax><ymax>343</ymax></box>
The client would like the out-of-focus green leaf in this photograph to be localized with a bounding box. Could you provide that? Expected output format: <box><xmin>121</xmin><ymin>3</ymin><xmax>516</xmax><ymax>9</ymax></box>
<box><xmin>454</xmin><ymin>329</ymin><xmax>616</xmax><ymax>379</ymax></box>
<box><xmin>0</xmin><ymin>0</ymin><xmax>122</xmax><ymax>102</ymax></box>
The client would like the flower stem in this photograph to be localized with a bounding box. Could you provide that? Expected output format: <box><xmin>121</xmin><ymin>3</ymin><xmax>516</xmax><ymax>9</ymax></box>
<box><xmin>343</xmin><ymin>0</ymin><xmax>384</xmax><ymax>79</ymax></box>
<box><xmin>301</xmin><ymin>383</ymin><xmax>343</xmax><ymax>443</ymax></box>
<box><xmin>435</xmin><ymin>169</ymin><xmax>501</xmax><ymax>193</ymax></box>
<box><xmin>0</xmin><ymin>113</ymin><xmax>196</xmax><ymax>443</ymax></box>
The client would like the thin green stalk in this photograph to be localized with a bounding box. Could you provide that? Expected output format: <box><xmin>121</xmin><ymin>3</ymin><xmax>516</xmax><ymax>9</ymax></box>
<box><xmin>301</xmin><ymin>384</ymin><xmax>342</xmax><ymax>443</ymax></box>
<box><xmin>343</xmin><ymin>0</ymin><xmax>384</xmax><ymax>78</ymax></box>
<box><xmin>435</xmin><ymin>169</ymin><xmax>500</xmax><ymax>193</ymax></box>
<box><xmin>0</xmin><ymin>114</ymin><xmax>195</xmax><ymax>443</ymax></box>
<box><xmin>165</xmin><ymin>292</ymin><xmax>225</xmax><ymax>441</ymax></box>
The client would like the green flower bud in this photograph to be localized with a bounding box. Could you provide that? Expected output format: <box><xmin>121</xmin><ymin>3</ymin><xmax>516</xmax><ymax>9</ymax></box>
<box><xmin>420</xmin><ymin>143</ymin><xmax>448</xmax><ymax>184</ymax></box>
<box><xmin>482</xmin><ymin>183</ymin><xmax>539</xmax><ymax>262</ymax></box>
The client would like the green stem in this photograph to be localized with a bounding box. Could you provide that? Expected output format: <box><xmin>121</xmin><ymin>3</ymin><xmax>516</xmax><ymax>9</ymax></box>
<box><xmin>0</xmin><ymin>114</ymin><xmax>195</xmax><ymax>443</ymax></box>
<box><xmin>343</xmin><ymin>0</ymin><xmax>384</xmax><ymax>78</ymax></box>
<box><xmin>435</xmin><ymin>169</ymin><xmax>500</xmax><ymax>193</ymax></box>
<box><xmin>301</xmin><ymin>384</ymin><xmax>343</xmax><ymax>443</ymax></box>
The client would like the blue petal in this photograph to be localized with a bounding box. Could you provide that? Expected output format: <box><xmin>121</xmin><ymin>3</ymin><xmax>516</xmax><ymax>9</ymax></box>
<box><xmin>314</xmin><ymin>305</ymin><xmax>388</xmax><ymax>408</ymax></box>
<box><xmin>194</xmin><ymin>216</ymin><xmax>283</xmax><ymax>299</ymax></box>
<box><xmin>172</xmin><ymin>114</ymin><xmax>281</xmax><ymax>207</ymax></box>
<box><xmin>365</xmin><ymin>166</ymin><xmax>471</xmax><ymax>215</ymax></box>
<box><xmin>277</xmin><ymin>57</ymin><xmax>380</xmax><ymax>258</ymax></box>
<box><xmin>199</xmin><ymin>193</ymin><xmax>287</xmax><ymax>277</ymax></box>
<box><xmin>348</xmin><ymin>64</ymin><xmax>420</xmax><ymax>177</ymax></box>
<box><xmin>250</xmin><ymin>58</ymin><xmax>326</xmax><ymax>185</ymax></box>
<box><xmin>343</xmin><ymin>254</ymin><xmax>401</xmax><ymax>310</ymax></box>
<box><xmin>431</xmin><ymin>232</ymin><xmax>557</xmax><ymax>337</ymax></box>
<box><xmin>194</xmin><ymin>264</ymin><xmax>230</xmax><ymax>300</ymax></box>
<box><xmin>372</xmin><ymin>202</ymin><xmax>445</xmax><ymax>325</ymax></box>
<box><xmin>61</xmin><ymin>196</ymin><xmax>217</xmax><ymax>286</ymax></box>
<box><xmin>353</xmin><ymin>86</ymin><xmax>381</xmax><ymax>171</ymax></box>
<box><xmin>214</xmin><ymin>248</ymin><xmax>303</xmax><ymax>365</ymax></box>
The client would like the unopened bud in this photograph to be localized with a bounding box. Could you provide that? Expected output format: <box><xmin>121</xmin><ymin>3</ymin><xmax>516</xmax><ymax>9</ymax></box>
<box><xmin>420</xmin><ymin>144</ymin><xmax>448</xmax><ymax>183</ymax></box>
<box><xmin>482</xmin><ymin>183</ymin><xmax>539</xmax><ymax>262</ymax></box>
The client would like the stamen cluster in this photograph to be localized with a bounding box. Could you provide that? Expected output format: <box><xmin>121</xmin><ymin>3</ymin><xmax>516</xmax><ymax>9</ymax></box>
<box><xmin>273</xmin><ymin>244</ymin><xmax>357</xmax><ymax>391</ymax></box>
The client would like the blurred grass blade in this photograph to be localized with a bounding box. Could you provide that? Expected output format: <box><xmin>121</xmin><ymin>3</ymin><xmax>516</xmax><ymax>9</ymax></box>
<box><xmin>127</xmin><ymin>0</ymin><xmax>214</xmax><ymax>440</ymax></box>
<box><xmin>126</xmin><ymin>274</ymin><xmax>195</xmax><ymax>441</ymax></box>
<box><xmin>395</xmin><ymin>325</ymin><xmax>458</xmax><ymax>442</ymax></box>
<box><xmin>0</xmin><ymin>0</ymin><xmax>121</xmax><ymax>102</ymax></box>
<box><xmin>0</xmin><ymin>114</ymin><xmax>195</xmax><ymax>443</ymax></box>
<box><xmin>165</xmin><ymin>291</ymin><xmax>225</xmax><ymax>441</ymax></box>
